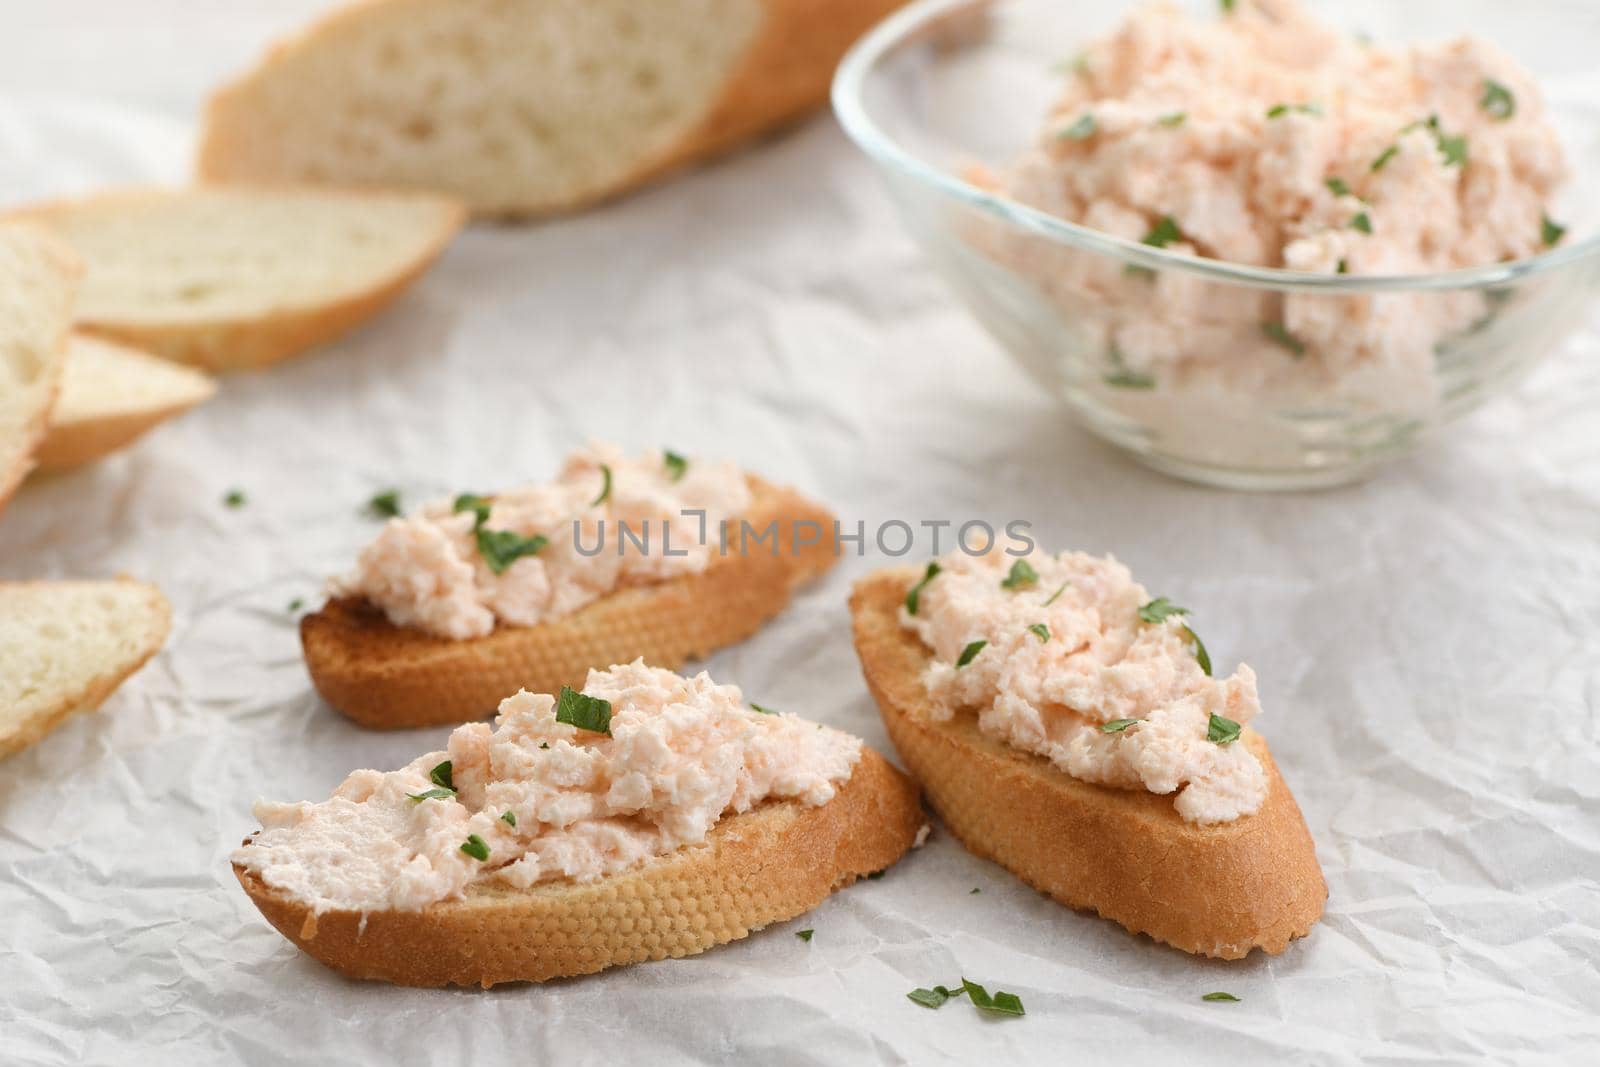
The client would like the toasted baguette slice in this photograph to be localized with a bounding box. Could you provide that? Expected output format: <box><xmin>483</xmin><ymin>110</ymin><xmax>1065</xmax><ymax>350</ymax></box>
<box><xmin>8</xmin><ymin>187</ymin><xmax>465</xmax><ymax>371</ymax></box>
<box><xmin>303</xmin><ymin>476</ymin><xmax>839</xmax><ymax>729</ymax></box>
<box><xmin>35</xmin><ymin>334</ymin><xmax>217</xmax><ymax>470</ymax></box>
<box><xmin>236</xmin><ymin>745</ymin><xmax>922</xmax><ymax>987</ymax></box>
<box><xmin>198</xmin><ymin>0</ymin><xmax>911</xmax><ymax>217</ymax></box>
<box><xmin>849</xmin><ymin>568</ymin><xmax>1326</xmax><ymax>960</ymax></box>
<box><xmin>0</xmin><ymin>579</ymin><xmax>171</xmax><ymax>759</ymax></box>
<box><xmin>0</xmin><ymin>224</ymin><xmax>80</xmax><ymax>514</ymax></box>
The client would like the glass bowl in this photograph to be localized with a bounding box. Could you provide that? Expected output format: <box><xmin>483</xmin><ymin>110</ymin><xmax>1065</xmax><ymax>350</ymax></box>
<box><xmin>833</xmin><ymin>0</ymin><xmax>1600</xmax><ymax>489</ymax></box>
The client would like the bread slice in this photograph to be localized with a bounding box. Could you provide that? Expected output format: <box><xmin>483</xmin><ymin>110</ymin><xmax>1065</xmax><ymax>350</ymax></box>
<box><xmin>303</xmin><ymin>476</ymin><xmax>838</xmax><ymax>729</ymax></box>
<box><xmin>0</xmin><ymin>224</ymin><xmax>81</xmax><ymax>515</ymax></box>
<box><xmin>197</xmin><ymin>0</ymin><xmax>911</xmax><ymax>217</ymax></box>
<box><xmin>849</xmin><ymin>568</ymin><xmax>1326</xmax><ymax>959</ymax></box>
<box><xmin>235</xmin><ymin>744</ymin><xmax>922</xmax><ymax>987</ymax></box>
<box><xmin>8</xmin><ymin>187</ymin><xmax>465</xmax><ymax>371</ymax></box>
<box><xmin>0</xmin><ymin>579</ymin><xmax>171</xmax><ymax>759</ymax></box>
<box><xmin>35</xmin><ymin>334</ymin><xmax>217</xmax><ymax>470</ymax></box>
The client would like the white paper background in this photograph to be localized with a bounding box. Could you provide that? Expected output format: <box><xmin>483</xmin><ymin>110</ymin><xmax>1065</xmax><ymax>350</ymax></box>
<box><xmin>2</xmin><ymin>3</ymin><xmax>1598</xmax><ymax>1064</ymax></box>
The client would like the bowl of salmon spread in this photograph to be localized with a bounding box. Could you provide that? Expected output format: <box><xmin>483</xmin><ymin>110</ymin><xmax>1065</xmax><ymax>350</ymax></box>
<box><xmin>834</xmin><ymin>0</ymin><xmax>1600</xmax><ymax>488</ymax></box>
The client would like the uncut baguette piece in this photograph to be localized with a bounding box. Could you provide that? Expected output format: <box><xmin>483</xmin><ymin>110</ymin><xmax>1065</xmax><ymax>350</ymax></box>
<box><xmin>849</xmin><ymin>568</ymin><xmax>1326</xmax><ymax>960</ymax></box>
<box><xmin>36</xmin><ymin>334</ymin><xmax>216</xmax><ymax>470</ymax></box>
<box><xmin>0</xmin><ymin>224</ymin><xmax>80</xmax><ymax>514</ymax></box>
<box><xmin>236</xmin><ymin>745</ymin><xmax>922</xmax><ymax>987</ymax></box>
<box><xmin>198</xmin><ymin>0</ymin><xmax>911</xmax><ymax>217</ymax></box>
<box><xmin>9</xmin><ymin>187</ymin><xmax>464</xmax><ymax>371</ymax></box>
<box><xmin>0</xmin><ymin>579</ymin><xmax>171</xmax><ymax>759</ymax></box>
<box><xmin>303</xmin><ymin>476</ymin><xmax>839</xmax><ymax>729</ymax></box>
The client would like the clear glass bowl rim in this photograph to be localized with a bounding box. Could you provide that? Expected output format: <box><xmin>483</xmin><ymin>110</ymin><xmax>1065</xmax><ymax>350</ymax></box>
<box><xmin>831</xmin><ymin>0</ymin><xmax>1600</xmax><ymax>295</ymax></box>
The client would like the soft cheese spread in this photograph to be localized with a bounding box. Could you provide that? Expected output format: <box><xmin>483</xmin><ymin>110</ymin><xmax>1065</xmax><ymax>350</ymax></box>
<box><xmin>978</xmin><ymin>0</ymin><xmax>1569</xmax><ymax>414</ymax></box>
<box><xmin>232</xmin><ymin>661</ymin><xmax>863</xmax><ymax>913</ymax></box>
<box><xmin>900</xmin><ymin>550</ymin><xmax>1266</xmax><ymax>824</ymax></box>
<box><xmin>334</xmin><ymin>443</ymin><xmax>751</xmax><ymax>639</ymax></box>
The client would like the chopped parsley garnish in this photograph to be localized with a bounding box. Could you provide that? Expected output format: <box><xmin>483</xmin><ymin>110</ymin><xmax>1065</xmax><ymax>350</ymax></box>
<box><xmin>1100</xmin><ymin>718</ymin><xmax>1141</xmax><ymax>733</ymax></box>
<box><xmin>1480</xmin><ymin>79</ymin><xmax>1515</xmax><ymax>121</ymax></box>
<box><xmin>1266</xmin><ymin>103</ymin><xmax>1321</xmax><ymax>119</ymax></box>
<box><xmin>955</xmin><ymin>640</ymin><xmax>987</xmax><ymax>668</ymax></box>
<box><xmin>590</xmin><ymin>464</ymin><xmax>612</xmax><ymax>507</ymax></box>
<box><xmin>1262</xmin><ymin>321</ymin><xmax>1306</xmax><ymax>357</ymax></box>
<box><xmin>1337</xmin><ymin>258</ymin><xmax>1349</xmax><ymax>275</ymax></box>
<box><xmin>1137</xmin><ymin>597</ymin><xmax>1189</xmax><ymax>624</ymax></box>
<box><xmin>1190</xmin><ymin>630</ymin><xmax>1213</xmax><ymax>676</ymax></box>
<box><xmin>1324</xmin><ymin>176</ymin><xmax>1352</xmax><ymax>197</ymax></box>
<box><xmin>406</xmin><ymin>788</ymin><xmax>456</xmax><ymax>803</ymax></box>
<box><xmin>1104</xmin><ymin>369</ymin><xmax>1157</xmax><ymax>390</ymax></box>
<box><xmin>1437</xmin><ymin>132</ymin><xmax>1468</xmax><ymax>168</ymax></box>
<box><xmin>1207</xmin><ymin>713</ymin><xmax>1242</xmax><ymax>745</ymax></box>
<box><xmin>1157</xmin><ymin>111</ymin><xmax>1187</xmax><ymax>127</ymax></box>
<box><xmin>905</xmin><ymin>562</ymin><xmax>941</xmax><ymax>616</ymax></box>
<box><xmin>663</xmin><ymin>450</ymin><xmax>689</xmax><ymax>482</ymax></box>
<box><xmin>1220</xmin><ymin>0</ymin><xmax>1236</xmax><ymax>11</ymax></box>
<box><xmin>460</xmin><ymin>834</ymin><xmax>490</xmax><ymax>861</ymax></box>
<box><xmin>962</xmin><ymin>979</ymin><xmax>1026</xmax><ymax>1017</ymax></box>
<box><xmin>866</xmin><ymin>870</ymin><xmax>886</xmax><ymax>880</ymax></box>
<box><xmin>1349</xmin><ymin>211</ymin><xmax>1373</xmax><ymax>235</ymax></box>
<box><xmin>908</xmin><ymin>985</ymin><xmax>962</xmax><ymax>1009</ymax></box>
<box><xmin>1370</xmin><ymin>145</ymin><xmax>1399</xmax><ymax>172</ymax></box>
<box><xmin>475</xmin><ymin>528</ymin><xmax>549</xmax><ymax>575</ymax></box>
<box><xmin>223</xmin><ymin>489</ymin><xmax>246</xmax><ymax>509</ymax></box>
<box><xmin>554</xmin><ymin>686</ymin><xmax>613</xmax><ymax>734</ymax></box>
<box><xmin>501</xmin><ymin>810</ymin><xmax>517</xmax><ymax>827</ymax></box>
<box><xmin>796</xmin><ymin>929</ymin><xmax>814</xmax><ymax>942</ymax></box>
<box><xmin>1141</xmin><ymin>215</ymin><xmax>1184</xmax><ymax>248</ymax></box>
<box><xmin>1043</xmin><ymin>581</ymin><xmax>1070</xmax><ymax>606</ymax></box>
<box><xmin>366</xmin><ymin>490</ymin><xmax>401</xmax><ymax>519</ymax></box>
<box><xmin>750</xmin><ymin>702</ymin><xmax>779</xmax><ymax>715</ymax></box>
<box><xmin>539</xmin><ymin>742</ymin><xmax>550</xmax><ymax>750</ymax></box>
<box><xmin>1001</xmin><ymin>559</ymin><xmax>1039</xmax><ymax>590</ymax></box>
<box><xmin>452</xmin><ymin>492</ymin><xmax>492</xmax><ymax>526</ymax></box>
<box><xmin>1028</xmin><ymin>623</ymin><xmax>1050</xmax><ymax>643</ymax></box>
<box><xmin>1542</xmin><ymin>214</ymin><xmax>1567</xmax><ymax>247</ymax></box>
<box><xmin>970</xmin><ymin>887</ymin><xmax>981</xmax><ymax>894</ymax></box>
<box><xmin>288</xmin><ymin>598</ymin><xmax>304</xmax><ymax>613</ymax></box>
<box><xmin>429</xmin><ymin>760</ymin><xmax>455</xmax><ymax>791</ymax></box>
<box><xmin>1060</xmin><ymin>114</ymin><xmax>1096</xmax><ymax>141</ymax></box>
<box><xmin>1202</xmin><ymin>991</ymin><xmax>1241</xmax><ymax>1002</ymax></box>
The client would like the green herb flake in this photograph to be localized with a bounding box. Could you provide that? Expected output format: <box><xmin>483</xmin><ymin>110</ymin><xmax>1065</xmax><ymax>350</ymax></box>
<box><xmin>1101</xmin><ymin>718</ymin><xmax>1141</xmax><ymax>734</ymax></box>
<box><xmin>475</xmin><ymin>528</ymin><xmax>549</xmax><ymax>575</ymax></box>
<box><xmin>1349</xmin><ymin>211</ymin><xmax>1373</xmax><ymax>235</ymax></box>
<box><xmin>1437</xmin><ymin>133</ymin><xmax>1468</xmax><ymax>168</ymax></box>
<box><xmin>539</xmin><ymin>742</ymin><xmax>550</xmax><ymax>750</ymax></box>
<box><xmin>962</xmin><ymin>978</ymin><xmax>1026</xmax><ymax>1017</ymax></box>
<box><xmin>866</xmin><ymin>870</ymin><xmax>886</xmax><ymax>880</ymax></box>
<box><xmin>663</xmin><ymin>450</ymin><xmax>689</xmax><ymax>482</ymax></box>
<box><xmin>750</xmin><ymin>702</ymin><xmax>779</xmax><ymax>715</ymax></box>
<box><xmin>288</xmin><ymin>598</ymin><xmax>304</xmax><ymax>613</ymax></box>
<box><xmin>1324</xmin><ymin>176</ymin><xmax>1352</xmax><ymax>197</ymax></box>
<box><xmin>1262</xmin><ymin>321</ymin><xmax>1306</xmax><ymax>357</ymax></box>
<box><xmin>1370</xmin><ymin>145</ymin><xmax>1399</xmax><ymax>172</ymax></box>
<box><xmin>1157</xmin><ymin>111</ymin><xmax>1187</xmax><ymax>128</ymax></box>
<box><xmin>554</xmin><ymin>686</ymin><xmax>613</xmax><ymax>735</ymax></box>
<box><xmin>1266</xmin><ymin>103</ymin><xmax>1321</xmax><ymax>119</ymax></box>
<box><xmin>1337</xmin><ymin>258</ymin><xmax>1349</xmax><ymax>275</ymax></box>
<box><xmin>905</xmin><ymin>562</ymin><xmax>942</xmax><ymax>616</ymax></box>
<box><xmin>429</xmin><ymin>760</ymin><xmax>455</xmax><ymax>790</ymax></box>
<box><xmin>1028</xmin><ymin>623</ymin><xmax>1050</xmax><ymax>643</ymax></box>
<box><xmin>1480</xmin><ymin>79</ymin><xmax>1515</xmax><ymax>121</ymax></box>
<box><xmin>1541</xmin><ymin>214</ymin><xmax>1567</xmax><ymax>247</ymax></box>
<box><xmin>406</xmin><ymin>788</ymin><xmax>457</xmax><ymax>803</ymax></box>
<box><xmin>1220</xmin><ymin>0</ymin><xmax>1236</xmax><ymax>11</ymax></box>
<box><xmin>956</xmin><ymin>640</ymin><xmax>987</xmax><ymax>668</ymax></box>
<box><xmin>796</xmin><ymin>929</ymin><xmax>814</xmax><ymax>942</ymax></box>
<box><xmin>1137</xmin><ymin>597</ymin><xmax>1190</xmax><ymax>624</ymax></box>
<box><xmin>366</xmin><ymin>489</ymin><xmax>402</xmax><ymax>519</ymax></box>
<box><xmin>1203</xmin><ymin>991</ymin><xmax>1242</xmax><ymax>1002</ymax></box>
<box><xmin>1190</xmin><ymin>628</ymin><xmax>1213</xmax><ymax>676</ymax></box>
<box><xmin>1207</xmin><ymin>712</ymin><xmax>1242</xmax><ymax>745</ymax></box>
<box><xmin>1001</xmin><ymin>559</ymin><xmax>1039</xmax><ymax>590</ymax></box>
<box><xmin>1141</xmin><ymin>215</ymin><xmax>1184</xmax><ymax>248</ymax></box>
<box><xmin>453</xmin><ymin>492</ymin><xmax>492</xmax><ymax>527</ymax></box>
<box><xmin>908</xmin><ymin>985</ymin><xmax>962</xmax><ymax>1009</ymax></box>
<box><xmin>1059</xmin><ymin>113</ymin><xmax>1096</xmax><ymax>141</ymax></box>
<box><xmin>501</xmin><ymin>810</ymin><xmax>517</xmax><ymax>827</ymax></box>
<box><xmin>970</xmin><ymin>887</ymin><xmax>981</xmax><ymax>894</ymax></box>
<box><xmin>223</xmin><ymin>489</ymin><xmax>246</xmax><ymax>509</ymax></box>
<box><xmin>460</xmin><ymin>834</ymin><xmax>490</xmax><ymax>862</ymax></box>
<box><xmin>1043</xmin><ymin>581</ymin><xmax>1070</xmax><ymax>606</ymax></box>
<box><xmin>1104</xmin><ymin>369</ymin><xmax>1157</xmax><ymax>390</ymax></box>
<box><xmin>590</xmin><ymin>464</ymin><xmax>612</xmax><ymax>507</ymax></box>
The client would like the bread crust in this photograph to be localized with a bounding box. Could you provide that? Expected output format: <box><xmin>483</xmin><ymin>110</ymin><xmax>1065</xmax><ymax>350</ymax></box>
<box><xmin>197</xmin><ymin>0</ymin><xmax>912</xmax><ymax>217</ymax></box>
<box><xmin>234</xmin><ymin>745</ymin><xmax>923</xmax><ymax>987</ymax></box>
<box><xmin>0</xmin><ymin>225</ymin><xmax>80</xmax><ymax>516</ymax></box>
<box><xmin>302</xmin><ymin>476</ymin><xmax>839</xmax><ymax>729</ymax></box>
<box><xmin>0</xmin><ymin>578</ymin><xmax>171</xmax><ymax>760</ymax></box>
<box><xmin>6</xmin><ymin>187</ymin><xmax>465</xmax><ymax>372</ymax></box>
<box><xmin>849</xmin><ymin>568</ymin><xmax>1326</xmax><ymax>959</ymax></box>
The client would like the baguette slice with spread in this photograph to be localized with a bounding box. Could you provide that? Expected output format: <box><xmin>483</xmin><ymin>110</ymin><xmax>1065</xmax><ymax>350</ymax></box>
<box><xmin>198</xmin><ymin>0</ymin><xmax>912</xmax><ymax>217</ymax></box>
<box><xmin>0</xmin><ymin>223</ymin><xmax>80</xmax><ymax>514</ymax></box>
<box><xmin>0</xmin><ymin>579</ymin><xmax>171</xmax><ymax>759</ymax></box>
<box><xmin>849</xmin><ymin>566</ymin><xmax>1326</xmax><ymax>960</ymax></box>
<box><xmin>234</xmin><ymin>665</ymin><xmax>924</xmax><ymax>987</ymax></box>
<box><xmin>304</xmin><ymin>472</ymin><xmax>838</xmax><ymax>729</ymax></box>
<box><xmin>35</xmin><ymin>334</ymin><xmax>216</xmax><ymax>470</ymax></box>
<box><xmin>8</xmin><ymin>187</ymin><xmax>464</xmax><ymax>371</ymax></box>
